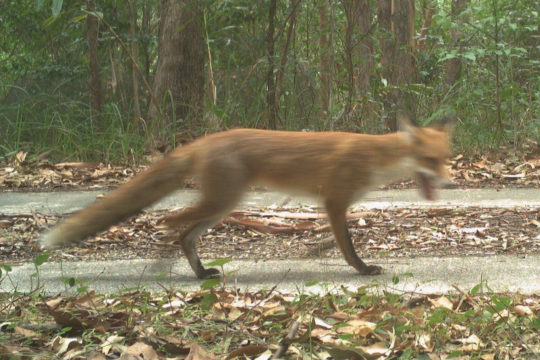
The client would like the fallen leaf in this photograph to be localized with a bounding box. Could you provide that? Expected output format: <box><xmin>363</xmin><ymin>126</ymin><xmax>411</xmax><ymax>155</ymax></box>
<box><xmin>225</xmin><ymin>344</ymin><xmax>268</xmax><ymax>359</ymax></box>
<box><xmin>429</xmin><ymin>296</ymin><xmax>454</xmax><ymax>310</ymax></box>
<box><xmin>459</xmin><ymin>334</ymin><xmax>483</xmax><ymax>351</ymax></box>
<box><xmin>14</xmin><ymin>326</ymin><xmax>41</xmax><ymax>340</ymax></box>
<box><xmin>359</xmin><ymin>341</ymin><xmax>390</xmax><ymax>356</ymax></box>
<box><xmin>336</xmin><ymin>319</ymin><xmax>376</xmax><ymax>337</ymax></box>
<box><xmin>101</xmin><ymin>335</ymin><xmax>125</xmax><ymax>355</ymax></box>
<box><xmin>120</xmin><ymin>342</ymin><xmax>159</xmax><ymax>360</ymax></box>
<box><xmin>186</xmin><ymin>342</ymin><xmax>215</xmax><ymax>360</ymax></box>
<box><xmin>416</xmin><ymin>333</ymin><xmax>434</xmax><ymax>352</ymax></box>
<box><xmin>514</xmin><ymin>305</ymin><xmax>533</xmax><ymax>317</ymax></box>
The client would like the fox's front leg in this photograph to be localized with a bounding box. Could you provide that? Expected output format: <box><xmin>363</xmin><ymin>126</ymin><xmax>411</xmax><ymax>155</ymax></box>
<box><xmin>325</xmin><ymin>199</ymin><xmax>382</xmax><ymax>275</ymax></box>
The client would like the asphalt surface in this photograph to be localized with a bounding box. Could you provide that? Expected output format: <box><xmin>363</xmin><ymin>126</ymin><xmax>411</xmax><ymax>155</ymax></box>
<box><xmin>1</xmin><ymin>188</ymin><xmax>539</xmax><ymax>295</ymax></box>
<box><xmin>1</xmin><ymin>188</ymin><xmax>539</xmax><ymax>215</ymax></box>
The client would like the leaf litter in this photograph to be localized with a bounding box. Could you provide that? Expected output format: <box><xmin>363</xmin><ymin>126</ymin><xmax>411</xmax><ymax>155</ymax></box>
<box><xmin>0</xmin><ymin>283</ymin><xmax>539</xmax><ymax>359</ymax></box>
<box><xmin>1</xmin><ymin>151</ymin><xmax>539</xmax><ymax>191</ymax></box>
<box><xmin>1</xmin><ymin>206</ymin><xmax>538</xmax><ymax>263</ymax></box>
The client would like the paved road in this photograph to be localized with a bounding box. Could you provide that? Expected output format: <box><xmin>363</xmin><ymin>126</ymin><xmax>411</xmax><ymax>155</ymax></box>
<box><xmin>2</xmin><ymin>255</ymin><xmax>539</xmax><ymax>295</ymax></box>
<box><xmin>1</xmin><ymin>189</ymin><xmax>539</xmax><ymax>295</ymax></box>
<box><xmin>1</xmin><ymin>188</ymin><xmax>539</xmax><ymax>215</ymax></box>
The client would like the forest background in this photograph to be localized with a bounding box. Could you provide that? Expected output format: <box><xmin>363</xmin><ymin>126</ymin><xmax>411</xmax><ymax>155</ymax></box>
<box><xmin>0</xmin><ymin>0</ymin><xmax>538</xmax><ymax>164</ymax></box>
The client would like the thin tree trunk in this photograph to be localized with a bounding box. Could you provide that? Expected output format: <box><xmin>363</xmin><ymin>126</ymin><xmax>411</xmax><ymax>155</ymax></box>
<box><xmin>378</xmin><ymin>0</ymin><xmax>416</xmax><ymax>131</ymax></box>
<box><xmin>128</xmin><ymin>0</ymin><xmax>142</xmax><ymax>125</ymax></box>
<box><xmin>417</xmin><ymin>0</ymin><xmax>434</xmax><ymax>50</ymax></box>
<box><xmin>342</xmin><ymin>0</ymin><xmax>357</xmax><ymax>116</ymax></box>
<box><xmin>377</xmin><ymin>0</ymin><xmax>394</xmax><ymax>130</ymax></box>
<box><xmin>275</xmin><ymin>0</ymin><xmax>301</xmax><ymax>104</ymax></box>
<box><xmin>86</xmin><ymin>0</ymin><xmax>102</xmax><ymax>121</ymax></box>
<box><xmin>141</xmin><ymin>0</ymin><xmax>152</xmax><ymax>83</ymax></box>
<box><xmin>266</xmin><ymin>0</ymin><xmax>278</xmax><ymax>129</ymax></box>
<box><xmin>355</xmin><ymin>0</ymin><xmax>373</xmax><ymax>95</ymax></box>
<box><xmin>445</xmin><ymin>0</ymin><xmax>470</xmax><ymax>86</ymax></box>
<box><xmin>149</xmin><ymin>0</ymin><xmax>204</xmax><ymax>137</ymax></box>
<box><xmin>203</xmin><ymin>9</ymin><xmax>221</xmax><ymax>131</ymax></box>
<box><xmin>341</xmin><ymin>0</ymin><xmax>372</xmax><ymax>121</ymax></box>
<box><xmin>318</xmin><ymin>0</ymin><xmax>333</xmax><ymax>124</ymax></box>
<box><xmin>392</xmin><ymin>0</ymin><xmax>416</xmax><ymax>128</ymax></box>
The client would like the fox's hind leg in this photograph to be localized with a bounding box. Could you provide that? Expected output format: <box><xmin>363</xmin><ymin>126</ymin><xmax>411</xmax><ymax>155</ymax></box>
<box><xmin>163</xmin><ymin>159</ymin><xmax>247</xmax><ymax>278</ymax></box>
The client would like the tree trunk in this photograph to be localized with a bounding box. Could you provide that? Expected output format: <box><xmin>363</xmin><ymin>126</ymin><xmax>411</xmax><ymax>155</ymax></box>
<box><xmin>275</xmin><ymin>0</ymin><xmax>301</xmax><ymax>104</ymax></box>
<box><xmin>149</xmin><ymin>0</ymin><xmax>204</xmax><ymax>136</ymax></box>
<box><xmin>341</xmin><ymin>0</ymin><xmax>372</xmax><ymax>121</ymax></box>
<box><xmin>318</xmin><ymin>0</ymin><xmax>333</xmax><ymax>125</ymax></box>
<box><xmin>266</xmin><ymin>0</ymin><xmax>278</xmax><ymax>129</ymax></box>
<box><xmin>128</xmin><ymin>0</ymin><xmax>142</xmax><ymax>125</ymax></box>
<box><xmin>417</xmin><ymin>0</ymin><xmax>435</xmax><ymax>50</ymax></box>
<box><xmin>392</xmin><ymin>0</ymin><xmax>416</xmax><ymax>129</ymax></box>
<box><xmin>445</xmin><ymin>0</ymin><xmax>470</xmax><ymax>86</ymax></box>
<box><xmin>203</xmin><ymin>10</ymin><xmax>221</xmax><ymax>131</ymax></box>
<box><xmin>377</xmin><ymin>0</ymin><xmax>394</xmax><ymax>130</ymax></box>
<box><xmin>342</xmin><ymin>0</ymin><xmax>357</xmax><ymax>117</ymax></box>
<box><xmin>356</xmin><ymin>0</ymin><xmax>373</xmax><ymax>93</ymax></box>
<box><xmin>378</xmin><ymin>0</ymin><xmax>416</xmax><ymax>131</ymax></box>
<box><xmin>86</xmin><ymin>0</ymin><xmax>102</xmax><ymax>121</ymax></box>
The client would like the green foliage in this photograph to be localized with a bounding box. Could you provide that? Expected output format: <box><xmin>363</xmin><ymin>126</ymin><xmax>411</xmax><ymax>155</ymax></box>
<box><xmin>34</xmin><ymin>251</ymin><xmax>50</xmax><ymax>267</ymax></box>
<box><xmin>0</xmin><ymin>0</ymin><xmax>538</xmax><ymax>163</ymax></box>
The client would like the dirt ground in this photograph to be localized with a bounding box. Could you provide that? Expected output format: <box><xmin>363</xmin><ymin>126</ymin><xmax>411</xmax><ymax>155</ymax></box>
<box><xmin>2</xmin><ymin>205</ymin><xmax>538</xmax><ymax>265</ymax></box>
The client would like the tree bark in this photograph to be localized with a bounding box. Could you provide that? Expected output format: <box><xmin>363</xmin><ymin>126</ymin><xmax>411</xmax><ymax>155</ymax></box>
<box><xmin>392</xmin><ymin>0</ymin><xmax>416</xmax><ymax>127</ymax></box>
<box><xmin>445</xmin><ymin>0</ymin><xmax>470</xmax><ymax>86</ymax></box>
<box><xmin>266</xmin><ymin>0</ymin><xmax>278</xmax><ymax>129</ymax></box>
<box><xmin>318</xmin><ymin>0</ymin><xmax>333</xmax><ymax>124</ymax></box>
<box><xmin>275</xmin><ymin>0</ymin><xmax>301</xmax><ymax>104</ymax></box>
<box><xmin>378</xmin><ymin>0</ymin><xmax>416</xmax><ymax>131</ymax></box>
<box><xmin>377</xmin><ymin>0</ymin><xmax>394</xmax><ymax>130</ymax></box>
<box><xmin>86</xmin><ymin>0</ymin><xmax>102</xmax><ymax>121</ymax></box>
<box><xmin>128</xmin><ymin>0</ymin><xmax>142</xmax><ymax>125</ymax></box>
<box><xmin>149</xmin><ymin>0</ymin><xmax>204</xmax><ymax>136</ymax></box>
<box><xmin>417</xmin><ymin>0</ymin><xmax>435</xmax><ymax>50</ymax></box>
<box><xmin>355</xmin><ymin>0</ymin><xmax>373</xmax><ymax>95</ymax></box>
<box><xmin>341</xmin><ymin>0</ymin><xmax>372</xmax><ymax>119</ymax></box>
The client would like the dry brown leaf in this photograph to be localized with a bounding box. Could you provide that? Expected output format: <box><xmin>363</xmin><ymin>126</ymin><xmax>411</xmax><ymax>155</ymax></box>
<box><xmin>120</xmin><ymin>342</ymin><xmax>159</xmax><ymax>360</ymax></box>
<box><xmin>310</xmin><ymin>328</ymin><xmax>336</xmax><ymax>344</ymax></box>
<box><xmin>0</xmin><ymin>344</ymin><xmax>34</xmax><ymax>358</ymax></box>
<box><xmin>429</xmin><ymin>296</ymin><xmax>454</xmax><ymax>310</ymax></box>
<box><xmin>336</xmin><ymin>319</ymin><xmax>376</xmax><ymax>337</ymax></box>
<box><xmin>14</xmin><ymin>326</ymin><xmax>41</xmax><ymax>340</ymax></box>
<box><xmin>459</xmin><ymin>334</ymin><xmax>484</xmax><ymax>351</ymax></box>
<box><xmin>225</xmin><ymin>344</ymin><xmax>268</xmax><ymax>359</ymax></box>
<box><xmin>186</xmin><ymin>342</ymin><xmax>215</xmax><ymax>360</ymax></box>
<box><xmin>416</xmin><ymin>333</ymin><xmax>434</xmax><ymax>352</ymax></box>
<box><xmin>359</xmin><ymin>341</ymin><xmax>390</xmax><ymax>356</ymax></box>
<box><xmin>101</xmin><ymin>335</ymin><xmax>125</xmax><ymax>355</ymax></box>
<box><xmin>49</xmin><ymin>336</ymin><xmax>82</xmax><ymax>356</ymax></box>
<box><xmin>513</xmin><ymin>305</ymin><xmax>533</xmax><ymax>317</ymax></box>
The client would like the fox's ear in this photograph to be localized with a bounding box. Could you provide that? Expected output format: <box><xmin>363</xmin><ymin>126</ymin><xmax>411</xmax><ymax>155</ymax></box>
<box><xmin>397</xmin><ymin>113</ymin><xmax>417</xmax><ymax>144</ymax></box>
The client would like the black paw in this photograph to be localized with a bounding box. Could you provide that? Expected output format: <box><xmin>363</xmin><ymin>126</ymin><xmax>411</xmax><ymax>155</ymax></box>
<box><xmin>363</xmin><ymin>265</ymin><xmax>383</xmax><ymax>275</ymax></box>
<box><xmin>197</xmin><ymin>267</ymin><xmax>221</xmax><ymax>279</ymax></box>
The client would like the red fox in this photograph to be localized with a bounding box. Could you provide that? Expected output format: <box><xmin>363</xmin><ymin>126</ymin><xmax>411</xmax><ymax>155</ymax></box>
<box><xmin>41</xmin><ymin>115</ymin><xmax>454</xmax><ymax>279</ymax></box>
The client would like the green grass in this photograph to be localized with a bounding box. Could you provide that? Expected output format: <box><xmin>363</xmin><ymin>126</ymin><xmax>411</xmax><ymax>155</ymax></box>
<box><xmin>0</xmin><ymin>96</ymin><xmax>150</xmax><ymax>165</ymax></box>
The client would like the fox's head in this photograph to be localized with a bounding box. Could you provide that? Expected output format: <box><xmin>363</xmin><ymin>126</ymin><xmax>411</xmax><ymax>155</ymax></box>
<box><xmin>399</xmin><ymin>112</ymin><xmax>455</xmax><ymax>200</ymax></box>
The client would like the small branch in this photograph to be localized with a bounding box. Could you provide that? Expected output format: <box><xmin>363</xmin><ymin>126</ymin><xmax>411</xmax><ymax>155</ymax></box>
<box><xmin>272</xmin><ymin>315</ymin><xmax>303</xmax><ymax>359</ymax></box>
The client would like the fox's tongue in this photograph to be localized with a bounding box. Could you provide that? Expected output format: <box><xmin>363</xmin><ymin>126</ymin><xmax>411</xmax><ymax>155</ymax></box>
<box><xmin>417</xmin><ymin>173</ymin><xmax>435</xmax><ymax>201</ymax></box>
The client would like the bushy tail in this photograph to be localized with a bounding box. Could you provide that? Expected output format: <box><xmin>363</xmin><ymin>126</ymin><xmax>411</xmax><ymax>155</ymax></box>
<box><xmin>41</xmin><ymin>148</ymin><xmax>194</xmax><ymax>249</ymax></box>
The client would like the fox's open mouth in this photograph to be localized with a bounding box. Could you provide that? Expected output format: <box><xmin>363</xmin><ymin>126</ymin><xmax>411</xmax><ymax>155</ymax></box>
<box><xmin>417</xmin><ymin>172</ymin><xmax>435</xmax><ymax>201</ymax></box>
